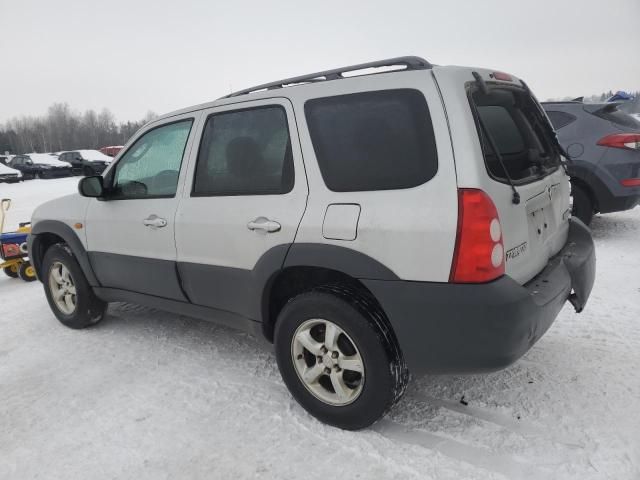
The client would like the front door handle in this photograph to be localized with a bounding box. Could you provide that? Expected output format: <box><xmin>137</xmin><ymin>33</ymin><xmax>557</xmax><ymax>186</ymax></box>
<box><xmin>143</xmin><ymin>214</ymin><xmax>168</xmax><ymax>229</ymax></box>
<box><xmin>247</xmin><ymin>217</ymin><xmax>281</xmax><ymax>233</ymax></box>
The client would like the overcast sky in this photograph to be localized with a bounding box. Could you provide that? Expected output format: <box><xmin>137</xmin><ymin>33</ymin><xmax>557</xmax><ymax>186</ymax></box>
<box><xmin>1</xmin><ymin>0</ymin><xmax>638</xmax><ymax>123</ymax></box>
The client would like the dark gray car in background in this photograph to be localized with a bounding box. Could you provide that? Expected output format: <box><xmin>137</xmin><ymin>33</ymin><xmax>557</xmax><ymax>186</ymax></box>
<box><xmin>543</xmin><ymin>101</ymin><xmax>640</xmax><ymax>224</ymax></box>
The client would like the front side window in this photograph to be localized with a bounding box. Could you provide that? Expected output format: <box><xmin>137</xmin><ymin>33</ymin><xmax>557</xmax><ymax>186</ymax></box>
<box><xmin>110</xmin><ymin>119</ymin><xmax>193</xmax><ymax>199</ymax></box>
<box><xmin>305</xmin><ymin>89</ymin><xmax>438</xmax><ymax>192</ymax></box>
<box><xmin>192</xmin><ymin>106</ymin><xmax>293</xmax><ymax>196</ymax></box>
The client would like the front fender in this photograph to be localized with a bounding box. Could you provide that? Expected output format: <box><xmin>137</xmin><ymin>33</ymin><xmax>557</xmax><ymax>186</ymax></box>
<box><xmin>29</xmin><ymin>220</ymin><xmax>99</xmax><ymax>286</ymax></box>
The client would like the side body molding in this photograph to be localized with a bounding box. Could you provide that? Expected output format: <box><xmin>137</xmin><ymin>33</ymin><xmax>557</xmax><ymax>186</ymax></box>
<box><xmin>177</xmin><ymin>243</ymin><xmax>398</xmax><ymax>323</ymax></box>
<box><xmin>28</xmin><ymin>227</ymin><xmax>399</xmax><ymax>329</ymax></box>
<box><xmin>283</xmin><ymin>243</ymin><xmax>399</xmax><ymax>281</ymax></box>
<box><xmin>29</xmin><ymin>220</ymin><xmax>99</xmax><ymax>286</ymax></box>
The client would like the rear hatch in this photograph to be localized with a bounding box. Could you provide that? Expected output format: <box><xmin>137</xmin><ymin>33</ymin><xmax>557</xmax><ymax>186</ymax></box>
<box><xmin>465</xmin><ymin>71</ymin><xmax>571</xmax><ymax>285</ymax></box>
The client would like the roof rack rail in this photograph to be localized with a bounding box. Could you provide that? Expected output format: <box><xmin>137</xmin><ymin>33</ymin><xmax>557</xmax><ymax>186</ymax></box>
<box><xmin>221</xmin><ymin>56</ymin><xmax>432</xmax><ymax>99</ymax></box>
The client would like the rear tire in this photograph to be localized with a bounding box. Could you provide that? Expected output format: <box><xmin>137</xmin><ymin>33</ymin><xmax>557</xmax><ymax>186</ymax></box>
<box><xmin>83</xmin><ymin>166</ymin><xmax>95</xmax><ymax>177</ymax></box>
<box><xmin>42</xmin><ymin>243</ymin><xmax>106</xmax><ymax>329</ymax></box>
<box><xmin>3</xmin><ymin>265</ymin><xmax>19</xmax><ymax>278</ymax></box>
<box><xmin>572</xmin><ymin>184</ymin><xmax>594</xmax><ymax>225</ymax></box>
<box><xmin>18</xmin><ymin>261</ymin><xmax>37</xmax><ymax>282</ymax></box>
<box><xmin>274</xmin><ymin>287</ymin><xmax>408</xmax><ymax>430</ymax></box>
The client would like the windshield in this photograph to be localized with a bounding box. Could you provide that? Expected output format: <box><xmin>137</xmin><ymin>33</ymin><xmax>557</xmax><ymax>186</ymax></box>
<box><xmin>470</xmin><ymin>86</ymin><xmax>561</xmax><ymax>184</ymax></box>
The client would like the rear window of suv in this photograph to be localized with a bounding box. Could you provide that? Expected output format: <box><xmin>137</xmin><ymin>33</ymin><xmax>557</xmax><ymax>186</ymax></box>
<box><xmin>592</xmin><ymin>107</ymin><xmax>640</xmax><ymax>129</ymax></box>
<box><xmin>305</xmin><ymin>89</ymin><xmax>438</xmax><ymax>192</ymax></box>
<box><xmin>470</xmin><ymin>87</ymin><xmax>561</xmax><ymax>184</ymax></box>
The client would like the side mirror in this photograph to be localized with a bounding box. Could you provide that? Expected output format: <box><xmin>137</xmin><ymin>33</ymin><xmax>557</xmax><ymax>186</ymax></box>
<box><xmin>78</xmin><ymin>176</ymin><xmax>104</xmax><ymax>198</ymax></box>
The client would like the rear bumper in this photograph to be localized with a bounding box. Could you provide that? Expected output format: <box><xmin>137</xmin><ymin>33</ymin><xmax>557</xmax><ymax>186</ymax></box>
<box><xmin>597</xmin><ymin>190</ymin><xmax>640</xmax><ymax>214</ymax></box>
<box><xmin>363</xmin><ymin>218</ymin><xmax>596</xmax><ymax>374</ymax></box>
<box><xmin>569</xmin><ymin>157</ymin><xmax>640</xmax><ymax>214</ymax></box>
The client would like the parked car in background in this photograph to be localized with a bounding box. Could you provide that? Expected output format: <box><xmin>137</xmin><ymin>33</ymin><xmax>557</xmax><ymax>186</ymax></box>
<box><xmin>58</xmin><ymin>150</ymin><xmax>113</xmax><ymax>176</ymax></box>
<box><xmin>0</xmin><ymin>162</ymin><xmax>23</xmax><ymax>183</ymax></box>
<box><xmin>8</xmin><ymin>153</ymin><xmax>73</xmax><ymax>179</ymax></box>
<box><xmin>0</xmin><ymin>155</ymin><xmax>11</xmax><ymax>166</ymax></box>
<box><xmin>29</xmin><ymin>57</ymin><xmax>595</xmax><ymax>430</ymax></box>
<box><xmin>543</xmin><ymin>101</ymin><xmax>640</xmax><ymax>224</ymax></box>
<box><xmin>99</xmin><ymin>145</ymin><xmax>123</xmax><ymax>157</ymax></box>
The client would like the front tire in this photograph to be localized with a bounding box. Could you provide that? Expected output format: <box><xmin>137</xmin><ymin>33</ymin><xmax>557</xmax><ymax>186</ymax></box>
<box><xmin>42</xmin><ymin>243</ymin><xmax>106</xmax><ymax>329</ymax></box>
<box><xmin>274</xmin><ymin>288</ymin><xmax>407</xmax><ymax>430</ymax></box>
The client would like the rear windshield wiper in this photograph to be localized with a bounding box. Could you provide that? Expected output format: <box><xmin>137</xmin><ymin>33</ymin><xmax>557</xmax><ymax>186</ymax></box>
<box><xmin>472</xmin><ymin>72</ymin><xmax>521</xmax><ymax>205</ymax></box>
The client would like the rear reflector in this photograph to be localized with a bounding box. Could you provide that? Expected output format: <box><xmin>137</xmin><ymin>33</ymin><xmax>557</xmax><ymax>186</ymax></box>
<box><xmin>597</xmin><ymin>133</ymin><xmax>640</xmax><ymax>150</ymax></box>
<box><xmin>450</xmin><ymin>189</ymin><xmax>505</xmax><ymax>283</ymax></box>
<box><xmin>621</xmin><ymin>178</ymin><xmax>640</xmax><ymax>187</ymax></box>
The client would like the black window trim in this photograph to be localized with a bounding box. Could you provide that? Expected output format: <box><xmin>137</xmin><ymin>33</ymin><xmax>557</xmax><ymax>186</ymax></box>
<box><xmin>190</xmin><ymin>104</ymin><xmax>295</xmax><ymax>198</ymax></box>
<box><xmin>102</xmin><ymin>117</ymin><xmax>195</xmax><ymax>201</ymax></box>
<box><xmin>304</xmin><ymin>88</ymin><xmax>439</xmax><ymax>193</ymax></box>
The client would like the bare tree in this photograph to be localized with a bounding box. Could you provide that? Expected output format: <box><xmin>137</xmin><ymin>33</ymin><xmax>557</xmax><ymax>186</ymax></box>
<box><xmin>0</xmin><ymin>104</ymin><xmax>157</xmax><ymax>154</ymax></box>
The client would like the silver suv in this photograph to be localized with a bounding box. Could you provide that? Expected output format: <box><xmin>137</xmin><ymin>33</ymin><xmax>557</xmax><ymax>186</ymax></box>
<box><xmin>28</xmin><ymin>57</ymin><xmax>596</xmax><ymax>429</ymax></box>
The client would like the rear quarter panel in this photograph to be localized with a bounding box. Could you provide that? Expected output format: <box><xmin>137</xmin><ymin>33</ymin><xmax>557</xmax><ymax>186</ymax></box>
<box><xmin>288</xmin><ymin>70</ymin><xmax>459</xmax><ymax>282</ymax></box>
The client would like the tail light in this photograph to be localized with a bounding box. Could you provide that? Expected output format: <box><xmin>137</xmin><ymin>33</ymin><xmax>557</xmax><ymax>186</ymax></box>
<box><xmin>450</xmin><ymin>189</ymin><xmax>505</xmax><ymax>283</ymax></box>
<box><xmin>597</xmin><ymin>133</ymin><xmax>640</xmax><ymax>150</ymax></box>
<box><xmin>621</xmin><ymin>178</ymin><xmax>640</xmax><ymax>187</ymax></box>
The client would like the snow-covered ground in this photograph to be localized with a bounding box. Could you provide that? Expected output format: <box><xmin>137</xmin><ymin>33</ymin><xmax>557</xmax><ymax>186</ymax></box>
<box><xmin>1</xmin><ymin>178</ymin><xmax>639</xmax><ymax>480</ymax></box>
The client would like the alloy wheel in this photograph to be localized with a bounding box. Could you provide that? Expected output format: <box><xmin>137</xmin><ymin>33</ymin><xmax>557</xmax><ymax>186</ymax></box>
<box><xmin>48</xmin><ymin>261</ymin><xmax>77</xmax><ymax>315</ymax></box>
<box><xmin>291</xmin><ymin>318</ymin><xmax>365</xmax><ymax>406</ymax></box>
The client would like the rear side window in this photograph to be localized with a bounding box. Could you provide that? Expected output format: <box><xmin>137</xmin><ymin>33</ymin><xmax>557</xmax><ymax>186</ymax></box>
<box><xmin>192</xmin><ymin>106</ymin><xmax>293</xmax><ymax>196</ymax></box>
<box><xmin>305</xmin><ymin>89</ymin><xmax>438</xmax><ymax>192</ymax></box>
<box><xmin>546</xmin><ymin>110</ymin><xmax>577</xmax><ymax>130</ymax></box>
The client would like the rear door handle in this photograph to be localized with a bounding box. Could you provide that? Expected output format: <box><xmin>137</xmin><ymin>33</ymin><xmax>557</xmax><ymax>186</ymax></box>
<box><xmin>143</xmin><ymin>214</ymin><xmax>168</xmax><ymax>229</ymax></box>
<box><xmin>247</xmin><ymin>217</ymin><xmax>281</xmax><ymax>233</ymax></box>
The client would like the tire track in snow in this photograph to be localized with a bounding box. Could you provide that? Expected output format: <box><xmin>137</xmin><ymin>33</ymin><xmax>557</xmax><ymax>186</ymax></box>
<box><xmin>418</xmin><ymin>395</ymin><xmax>545</xmax><ymax>437</ymax></box>
<box><xmin>409</xmin><ymin>393</ymin><xmax>588</xmax><ymax>452</ymax></box>
<box><xmin>373</xmin><ymin>419</ymin><xmax>545</xmax><ymax>479</ymax></box>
